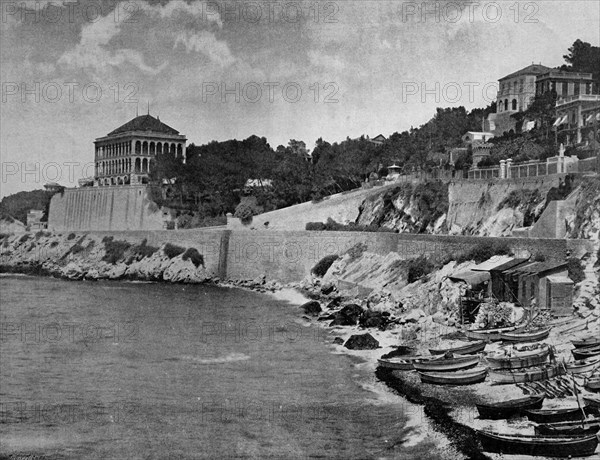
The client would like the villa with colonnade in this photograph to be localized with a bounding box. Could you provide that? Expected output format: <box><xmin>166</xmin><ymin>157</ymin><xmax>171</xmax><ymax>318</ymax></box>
<box><xmin>94</xmin><ymin>114</ymin><xmax>187</xmax><ymax>186</ymax></box>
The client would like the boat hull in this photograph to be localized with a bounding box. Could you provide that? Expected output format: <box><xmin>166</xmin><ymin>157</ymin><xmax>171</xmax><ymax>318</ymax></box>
<box><xmin>476</xmin><ymin>394</ymin><xmax>545</xmax><ymax>420</ymax></box>
<box><xmin>377</xmin><ymin>356</ymin><xmax>435</xmax><ymax>370</ymax></box>
<box><xmin>535</xmin><ymin>418</ymin><xmax>600</xmax><ymax>437</ymax></box>
<box><xmin>465</xmin><ymin>325</ymin><xmax>526</xmax><ymax>342</ymax></box>
<box><xmin>572</xmin><ymin>344</ymin><xmax>600</xmax><ymax>361</ymax></box>
<box><xmin>429</xmin><ymin>340</ymin><xmax>486</xmax><ymax>355</ymax></box>
<box><xmin>499</xmin><ymin>328</ymin><xmax>550</xmax><ymax>343</ymax></box>
<box><xmin>585</xmin><ymin>378</ymin><xmax>600</xmax><ymax>392</ymax></box>
<box><xmin>525</xmin><ymin>407</ymin><xmax>593</xmax><ymax>424</ymax></box>
<box><xmin>572</xmin><ymin>336</ymin><xmax>600</xmax><ymax>348</ymax></box>
<box><xmin>477</xmin><ymin>431</ymin><xmax>599</xmax><ymax>457</ymax></box>
<box><xmin>413</xmin><ymin>355</ymin><xmax>479</xmax><ymax>372</ymax></box>
<box><xmin>488</xmin><ymin>364</ymin><xmax>565</xmax><ymax>384</ymax></box>
<box><xmin>418</xmin><ymin>367</ymin><xmax>487</xmax><ymax>385</ymax></box>
<box><xmin>487</xmin><ymin>348</ymin><xmax>550</xmax><ymax>370</ymax></box>
<box><xmin>566</xmin><ymin>357</ymin><xmax>600</xmax><ymax>375</ymax></box>
<box><xmin>584</xmin><ymin>396</ymin><xmax>600</xmax><ymax>410</ymax></box>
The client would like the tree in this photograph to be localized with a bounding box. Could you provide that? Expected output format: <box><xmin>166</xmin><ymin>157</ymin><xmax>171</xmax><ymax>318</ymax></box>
<box><xmin>561</xmin><ymin>39</ymin><xmax>600</xmax><ymax>87</ymax></box>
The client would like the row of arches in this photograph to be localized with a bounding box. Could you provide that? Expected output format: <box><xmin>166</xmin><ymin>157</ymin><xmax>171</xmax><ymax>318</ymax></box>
<box><xmin>96</xmin><ymin>141</ymin><xmax>184</xmax><ymax>158</ymax></box>
<box><xmin>499</xmin><ymin>98</ymin><xmax>518</xmax><ymax>112</ymax></box>
<box><xmin>96</xmin><ymin>157</ymin><xmax>151</xmax><ymax>177</ymax></box>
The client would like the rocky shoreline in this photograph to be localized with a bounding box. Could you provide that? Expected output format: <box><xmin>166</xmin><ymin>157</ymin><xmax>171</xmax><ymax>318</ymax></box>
<box><xmin>2</xmin><ymin>230</ymin><xmax>599</xmax><ymax>459</ymax></box>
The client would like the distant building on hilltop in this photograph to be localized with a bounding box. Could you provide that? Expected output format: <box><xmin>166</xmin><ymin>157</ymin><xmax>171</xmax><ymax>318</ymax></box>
<box><xmin>488</xmin><ymin>63</ymin><xmax>551</xmax><ymax>135</ymax></box>
<box><xmin>44</xmin><ymin>182</ymin><xmax>65</xmax><ymax>193</ymax></box>
<box><xmin>26</xmin><ymin>209</ymin><xmax>46</xmax><ymax>230</ymax></box>
<box><xmin>368</xmin><ymin>134</ymin><xmax>386</xmax><ymax>145</ymax></box>
<box><xmin>94</xmin><ymin>114</ymin><xmax>187</xmax><ymax>187</ymax></box>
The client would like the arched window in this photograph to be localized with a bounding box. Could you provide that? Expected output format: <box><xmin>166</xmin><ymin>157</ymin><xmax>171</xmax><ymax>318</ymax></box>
<box><xmin>135</xmin><ymin>141</ymin><xmax>141</xmax><ymax>154</ymax></box>
<box><xmin>511</xmin><ymin>99</ymin><xmax>517</xmax><ymax>111</ymax></box>
<box><xmin>170</xmin><ymin>143</ymin><xmax>176</xmax><ymax>155</ymax></box>
<box><xmin>150</xmin><ymin>142</ymin><xmax>155</xmax><ymax>155</ymax></box>
<box><xmin>135</xmin><ymin>158</ymin><xmax>141</xmax><ymax>173</ymax></box>
<box><xmin>142</xmin><ymin>158</ymin><xmax>148</xmax><ymax>173</ymax></box>
<box><xmin>177</xmin><ymin>144</ymin><xmax>182</xmax><ymax>157</ymax></box>
<box><xmin>142</xmin><ymin>141</ymin><xmax>148</xmax><ymax>155</ymax></box>
<box><xmin>504</xmin><ymin>99</ymin><xmax>508</xmax><ymax>111</ymax></box>
<box><xmin>157</xmin><ymin>143</ymin><xmax>162</xmax><ymax>155</ymax></box>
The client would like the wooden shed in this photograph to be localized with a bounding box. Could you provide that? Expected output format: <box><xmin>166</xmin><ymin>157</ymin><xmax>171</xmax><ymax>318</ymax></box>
<box><xmin>544</xmin><ymin>274</ymin><xmax>574</xmax><ymax>316</ymax></box>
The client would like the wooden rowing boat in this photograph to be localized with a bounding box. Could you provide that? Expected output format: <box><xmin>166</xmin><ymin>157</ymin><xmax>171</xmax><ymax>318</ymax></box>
<box><xmin>585</xmin><ymin>376</ymin><xmax>600</xmax><ymax>392</ymax></box>
<box><xmin>572</xmin><ymin>336</ymin><xmax>600</xmax><ymax>348</ymax></box>
<box><xmin>572</xmin><ymin>344</ymin><xmax>600</xmax><ymax>361</ymax></box>
<box><xmin>566</xmin><ymin>357</ymin><xmax>600</xmax><ymax>375</ymax></box>
<box><xmin>535</xmin><ymin>418</ymin><xmax>600</xmax><ymax>436</ymax></box>
<box><xmin>486</xmin><ymin>344</ymin><xmax>550</xmax><ymax>370</ymax></box>
<box><xmin>464</xmin><ymin>324</ymin><xmax>526</xmax><ymax>342</ymax></box>
<box><xmin>377</xmin><ymin>355</ymin><xmax>436</xmax><ymax>371</ymax></box>
<box><xmin>498</xmin><ymin>327</ymin><xmax>551</xmax><ymax>343</ymax></box>
<box><xmin>583</xmin><ymin>395</ymin><xmax>600</xmax><ymax>410</ymax></box>
<box><xmin>488</xmin><ymin>364</ymin><xmax>565</xmax><ymax>384</ymax></box>
<box><xmin>413</xmin><ymin>354</ymin><xmax>479</xmax><ymax>372</ymax></box>
<box><xmin>525</xmin><ymin>406</ymin><xmax>594</xmax><ymax>424</ymax></box>
<box><xmin>418</xmin><ymin>367</ymin><xmax>487</xmax><ymax>385</ymax></box>
<box><xmin>477</xmin><ymin>431</ymin><xmax>599</xmax><ymax>457</ymax></box>
<box><xmin>428</xmin><ymin>340</ymin><xmax>486</xmax><ymax>355</ymax></box>
<box><xmin>476</xmin><ymin>394</ymin><xmax>545</xmax><ymax>420</ymax></box>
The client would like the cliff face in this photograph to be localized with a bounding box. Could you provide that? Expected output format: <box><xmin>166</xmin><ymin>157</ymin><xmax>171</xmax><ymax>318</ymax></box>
<box><xmin>353</xmin><ymin>175</ymin><xmax>600</xmax><ymax>238</ymax></box>
<box><xmin>0</xmin><ymin>232</ymin><xmax>210</xmax><ymax>283</ymax></box>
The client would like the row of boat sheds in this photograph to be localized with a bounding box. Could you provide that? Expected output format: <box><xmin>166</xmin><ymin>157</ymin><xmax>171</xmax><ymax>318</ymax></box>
<box><xmin>448</xmin><ymin>255</ymin><xmax>575</xmax><ymax>323</ymax></box>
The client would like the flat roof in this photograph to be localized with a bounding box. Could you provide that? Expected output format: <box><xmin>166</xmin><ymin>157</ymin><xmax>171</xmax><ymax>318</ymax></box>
<box><xmin>471</xmin><ymin>255</ymin><xmax>513</xmax><ymax>272</ymax></box>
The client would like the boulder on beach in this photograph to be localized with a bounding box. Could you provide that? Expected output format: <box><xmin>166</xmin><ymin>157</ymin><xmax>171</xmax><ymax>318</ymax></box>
<box><xmin>320</xmin><ymin>282</ymin><xmax>336</xmax><ymax>295</ymax></box>
<box><xmin>359</xmin><ymin>310</ymin><xmax>390</xmax><ymax>330</ymax></box>
<box><xmin>344</xmin><ymin>333</ymin><xmax>380</xmax><ymax>350</ymax></box>
<box><xmin>301</xmin><ymin>300</ymin><xmax>322</xmax><ymax>316</ymax></box>
<box><xmin>332</xmin><ymin>337</ymin><xmax>344</xmax><ymax>345</ymax></box>
<box><xmin>326</xmin><ymin>297</ymin><xmax>343</xmax><ymax>310</ymax></box>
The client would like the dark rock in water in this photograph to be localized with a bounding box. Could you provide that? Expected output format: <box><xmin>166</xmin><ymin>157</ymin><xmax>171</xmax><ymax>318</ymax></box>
<box><xmin>320</xmin><ymin>283</ymin><xmax>335</xmax><ymax>295</ymax></box>
<box><xmin>360</xmin><ymin>310</ymin><xmax>390</xmax><ymax>330</ymax></box>
<box><xmin>326</xmin><ymin>297</ymin><xmax>343</xmax><ymax>309</ymax></box>
<box><xmin>301</xmin><ymin>300</ymin><xmax>322</xmax><ymax>316</ymax></box>
<box><xmin>344</xmin><ymin>333</ymin><xmax>380</xmax><ymax>350</ymax></box>
<box><xmin>333</xmin><ymin>337</ymin><xmax>344</xmax><ymax>345</ymax></box>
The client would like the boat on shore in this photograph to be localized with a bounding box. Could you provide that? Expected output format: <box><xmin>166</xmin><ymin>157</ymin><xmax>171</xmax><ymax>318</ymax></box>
<box><xmin>498</xmin><ymin>327</ymin><xmax>551</xmax><ymax>343</ymax></box>
<box><xmin>572</xmin><ymin>336</ymin><xmax>600</xmax><ymax>348</ymax></box>
<box><xmin>566</xmin><ymin>357</ymin><xmax>600</xmax><ymax>375</ymax></box>
<box><xmin>525</xmin><ymin>406</ymin><xmax>592</xmax><ymax>424</ymax></box>
<box><xmin>477</xmin><ymin>430</ymin><xmax>599</xmax><ymax>457</ymax></box>
<box><xmin>428</xmin><ymin>340</ymin><xmax>486</xmax><ymax>356</ymax></box>
<box><xmin>418</xmin><ymin>367</ymin><xmax>487</xmax><ymax>385</ymax></box>
<box><xmin>464</xmin><ymin>324</ymin><xmax>526</xmax><ymax>342</ymax></box>
<box><xmin>488</xmin><ymin>364</ymin><xmax>565</xmax><ymax>384</ymax></box>
<box><xmin>584</xmin><ymin>395</ymin><xmax>600</xmax><ymax>411</ymax></box>
<box><xmin>377</xmin><ymin>355</ymin><xmax>436</xmax><ymax>371</ymax></box>
<box><xmin>476</xmin><ymin>394</ymin><xmax>545</xmax><ymax>420</ymax></box>
<box><xmin>413</xmin><ymin>354</ymin><xmax>480</xmax><ymax>372</ymax></box>
<box><xmin>572</xmin><ymin>344</ymin><xmax>600</xmax><ymax>361</ymax></box>
<box><xmin>486</xmin><ymin>344</ymin><xmax>550</xmax><ymax>370</ymax></box>
<box><xmin>585</xmin><ymin>375</ymin><xmax>600</xmax><ymax>392</ymax></box>
<box><xmin>535</xmin><ymin>418</ymin><xmax>600</xmax><ymax>436</ymax></box>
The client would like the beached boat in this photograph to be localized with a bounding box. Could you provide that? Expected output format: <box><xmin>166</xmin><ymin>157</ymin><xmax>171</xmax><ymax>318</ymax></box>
<box><xmin>428</xmin><ymin>340</ymin><xmax>486</xmax><ymax>356</ymax></box>
<box><xmin>585</xmin><ymin>376</ymin><xmax>600</xmax><ymax>392</ymax></box>
<box><xmin>572</xmin><ymin>344</ymin><xmax>600</xmax><ymax>361</ymax></box>
<box><xmin>584</xmin><ymin>395</ymin><xmax>600</xmax><ymax>411</ymax></box>
<box><xmin>464</xmin><ymin>324</ymin><xmax>526</xmax><ymax>342</ymax></box>
<box><xmin>535</xmin><ymin>418</ymin><xmax>600</xmax><ymax>436</ymax></box>
<box><xmin>525</xmin><ymin>406</ymin><xmax>592</xmax><ymax>424</ymax></box>
<box><xmin>418</xmin><ymin>367</ymin><xmax>487</xmax><ymax>385</ymax></box>
<box><xmin>488</xmin><ymin>364</ymin><xmax>565</xmax><ymax>384</ymax></box>
<box><xmin>486</xmin><ymin>344</ymin><xmax>550</xmax><ymax>370</ymax></box>
<box><xmin>572</xmin><ymin>336</ymin><xmax>600</xmax><ymax>348</ymax></box>
<box><xmin>377</xmin><ymin>355</ymin><xmax>437</xmax><ymax>371</ymax></box>
<box><xmin>413</xmin><ymin>354</ymin><xmax>480</xmax><ymax>373</ymax></box>
<box><xmin>566</xmin><ymin>357</ymin><xmax>600</xmax><ymax>375</ymax></box>
<box><xmin>477</xmin><ymin>431</ymin><xmax>599</xmax><ymax>457</ymax></box>
<box><xmin>476</xmin><ymin>394</ymin><xmax>545</xmax><ymax>420</ymax></box>
<box><xmin>498</xmin><ymin>327</ymin><xmax>551</xmax><ymax>343</ymax></box>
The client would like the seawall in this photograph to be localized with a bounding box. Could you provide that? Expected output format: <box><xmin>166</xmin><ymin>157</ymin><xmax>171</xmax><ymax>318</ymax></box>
<box><xmin>48</xmin><ymin>186</ymin><xmax>166</xmax><ymax>232</ymax></box>
<box><xmin>41</xmin><ymin>229</ymin><xmax>593</xmax><ymax>283</ymax></box>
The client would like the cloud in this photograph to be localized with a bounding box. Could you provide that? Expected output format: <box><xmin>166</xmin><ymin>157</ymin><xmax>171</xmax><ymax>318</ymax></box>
<box><xmin>174</xmin><ymin>31</ymin><xmax>235</xmax><ymax>67</ymax></box>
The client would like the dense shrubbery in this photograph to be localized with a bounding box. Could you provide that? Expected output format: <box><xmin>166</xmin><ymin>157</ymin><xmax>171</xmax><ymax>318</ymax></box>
<box><xmin>0</xmin><ymin>189</ymin><xmax>58</xmax><ymax>224</ymax></box>
<box><xmin>311</xmin><ymin>255</ymin><xmax>339</xmax><ymax>277</ymax></box>
<box><xmin>533</xmin><ymin>252</ymin><xmax>546</xmax><ymax>262</ymax></box>
<box><xmin>456</xmin><ymin>241</ymin><xmax>512</xmax><ymax>264</ymax></box>
<box><xmin>346</xmin><ymin>242</ymin><xmax>368</xmax><ymax>261</ymax></box>
<box><xmin>102</xmin><ymin>236</ymin><xmax>132</xmax><ymax>264</ymax></box>
<box><xmin>305</xmin><ymin>218</ymin><xmax>396</xmax><ymax>233</ymax></box>
<box><xmin>182</xmin><ymin>248</ymin><xmax>204</xmax><ymax>267</ymax></box>
<box><xmin>132</xmin><ymin>239</ymin><xmax>159</xmax><ymax>258</ymax></box>
<box><xmin>163</xmin><ymin>243</ymin><xmax>186</xmax><ymax>259</ymax></box>
<box><xmin>406</xmin><ymin>256</ymin><xmax>435</xmax><ymax>283</ymax></box>
<box><xmin>567</xmin><ymin>257</ymin><xmax>585</xmax><ymax>284</ymax></box>
<box><xmin>67</xmin><ymin>233</ymin><xmax>76</xmax><ymax>240</ymax></box>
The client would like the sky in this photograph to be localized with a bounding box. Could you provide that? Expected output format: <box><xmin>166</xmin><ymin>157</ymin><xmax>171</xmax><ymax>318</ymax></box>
<box><xmin>1</xmin><ymin>0</ymin><xmax>599</xmax><ymax>196</ymax></box>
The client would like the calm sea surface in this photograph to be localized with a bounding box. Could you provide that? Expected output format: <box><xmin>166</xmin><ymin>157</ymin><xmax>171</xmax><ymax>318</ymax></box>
<box><xmin>0</xmin><ymin>275</ymin><xmax>434</xmax><ymax>459</ymax></box>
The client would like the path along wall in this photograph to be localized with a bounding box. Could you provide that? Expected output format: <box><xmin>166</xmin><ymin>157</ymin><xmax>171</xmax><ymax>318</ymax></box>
<box><xmin>48</xmin><ymin>186</ymin><xmax>166</xmax><ymax>232</ymax></box>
